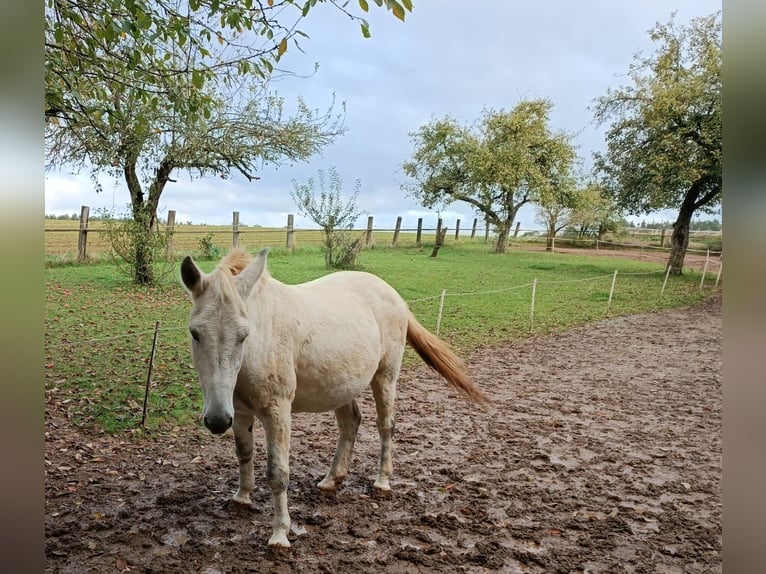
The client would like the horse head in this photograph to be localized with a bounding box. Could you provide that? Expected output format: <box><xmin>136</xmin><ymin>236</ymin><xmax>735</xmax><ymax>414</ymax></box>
<box><xmin>180</xmin><ymin>248</ymin><xmax>269</xmax><ymax>434</ymax></box>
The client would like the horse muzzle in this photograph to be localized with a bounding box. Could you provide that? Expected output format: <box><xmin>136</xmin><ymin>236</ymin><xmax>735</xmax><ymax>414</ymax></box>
<box><xmin>203</xmin><ymin>413</ymin><xmax>233</xmax><ymax>435</ymax></box>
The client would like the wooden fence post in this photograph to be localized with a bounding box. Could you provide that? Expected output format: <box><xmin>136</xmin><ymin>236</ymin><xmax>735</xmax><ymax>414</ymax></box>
<box><xmin>286</xmin><ymin>214</ymin><xmax>295</xmax><ymax>250</ymax></box>
<box><xmin>232</xmin><ymin>211</ymin><xmax>240</xmax><ymax>248</ymax></box>
<box><xmin>365</xmin><ymin>216</ymin><xmax>374</xmax><ymax>246</ymax></box>
<box><xmin>166</xmin><ymin>210</ymin><xmax>176</xmax><ymax>254</ymax></box>
<box><xmin>436</xmin><ymin>289</ymin><xmax>446</xmax><ymax>336</ymax></box>
<box><xmin>529</xmin><ymin>279</ymin><xmax>538</xmax><ymax>333</ymax></box>
<box><xmin>454</xmin><ymin>219</ymin><xmax>461</xmax><ymax>240</ymax></box>
<box><xmin>416</xmin><ymin>218</ymin><xmax>423</xmax><ymax>247</ymax></box>
<box><xmin>392</xmin><ymin>216</ymin><xmax>402</xmax><ymax>247</ymax></box>
<box><xmin>141</xmin><ymin>320</ymin><xmax>161</xmax><ymax>429</ymax></box>
<box><xmin>77</xmin><ymin>205</ymin><xmax>90</xmax><ymax>263</ymax></box>
<box><xmin>471</xmin><ymin>218</ymin><xmax>478</xmax><ymax>240</ymax></box>
<box><xmin>606</xmin><ymin>270</ymin><xmax>618</xmax><ymax>317</ymax></box>
<box><xmin>513</xmin><ymin>221</ymin><xmax>521</xmax><ymax>238</ymax></box>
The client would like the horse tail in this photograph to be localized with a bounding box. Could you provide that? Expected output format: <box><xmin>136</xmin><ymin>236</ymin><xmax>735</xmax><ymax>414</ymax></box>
<box><xmin>406</xmin><ymin>310</ymin><xmax>493</xmax><ymax>408</ymax></box>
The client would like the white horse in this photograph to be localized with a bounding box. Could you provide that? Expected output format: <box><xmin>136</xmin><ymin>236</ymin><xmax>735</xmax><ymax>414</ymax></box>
<box><xmin>180</xmin><ymin>248</ymin><xmax>490</xmax><ymax>548</ymax></box>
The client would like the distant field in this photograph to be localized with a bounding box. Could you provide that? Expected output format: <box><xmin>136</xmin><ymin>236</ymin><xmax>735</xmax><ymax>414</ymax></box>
<box><xmin>43</xmin><ymin>218</ymin><xmax>721</xmax><ymax>264</ymax></box>
<box><xmin>43</xmin><ymin>218</ymin><xmax>485</xmax><ymax>262</ymax></box>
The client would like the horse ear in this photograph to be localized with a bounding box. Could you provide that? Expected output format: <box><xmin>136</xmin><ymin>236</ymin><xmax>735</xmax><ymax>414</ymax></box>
<box><xmin>236</xmin><ymin>248</ymin><xmax>269</xmax><ymax>298</ymax></box>
<box><xmin>181</xmin><ymin>255</ymin><xmax>203</xmax><ymax>296</ymax></box>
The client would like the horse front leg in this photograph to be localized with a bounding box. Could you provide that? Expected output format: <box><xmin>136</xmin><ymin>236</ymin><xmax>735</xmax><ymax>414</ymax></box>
<box><xmin>318</xmin><ymin>400</ymin><xmax>361</xmax><ymax>491</ymax></box>
<box><xmin>259</xmin><ymin>401</ymin><xmax>292</xmax><ymax>548</ymax></box>
<box><xmin>232</xmin><ymin>410</ymin><xmax>255</xmax><ymax>505</ymax></box>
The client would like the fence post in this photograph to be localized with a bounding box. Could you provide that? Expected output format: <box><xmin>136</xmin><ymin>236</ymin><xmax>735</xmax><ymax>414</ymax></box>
<box><xmin>232</xmin><ymin>211</ymin><xmax>240</xmax><ymax>248</ymax></box>
<box><xmin>513</xmin><ymin>221</ymin><xmax>521</xmax><ymax>238</ymax></box>
<box><xmin>484</xmin><ymin>218</ymin><xmax>490</xmax><ymax>242</ymax></box>
<box><xmin>392</xmin><ymin>216</ymin><xmax>402</xmax><ymax>247</ymax></box>
<box><xmin>529</xmin><ymin>279</ymin><xmax>538</xmax><ymax>333</ymax></box>
<box><xmin>660</xmin><ymin>228</ymin><xmax>666</xmax><ymax>248</ymax></box>
<box><xmin>166</xmin><ymin>210</ymin><xmax>176</xmax><ymax>254</ymax></box>
<box><xmin>699</xmin><ymin>250</ymin><xmax>710</xmax><ymax>291</ymax></box>
<box><xmin>454</xmin><ymin>219</ymin><xmax>460</xmax><ymax>241</ymax></box>
<box><xmin>471</xmin><ymin>218</ymin><xmax>478</xmax><ymax>240</ymax></box>
<box><xmin>606</xmin><ymin>270</ymin><xmax>618</xmax><ymax>317</ymax></box>
<box><xmin>77</xmin><ymin>205</ymin><xmax>90</xmax><ymax>263</ymax></box>
<box><xmin>416</xmin><ymin>218</ymin><xmax>423</xmax><ymax>247</ymax></box>
<box><xmin>141</xmin><ymin>321</ymin><xmax>161</xmax><ymax>429</ymax></box>
<box><xmin>365</xmin><ymin>216</ymin><xmax>374</xmax><ymax>246</ymax></box>
<box><xmin>660</xmin><ymin>265</ymin><xmax>672</xmax><ymax>298</ymax></box>
<box><xmin>715</xmin><ymin>257</ymin><xmax>723</xmax><ymax>287</ymax></box>
<box><xmin>436</xmin><ymin>289</ymin><xmax>446</xmax><ymax>336</ymax></box>
<box><xmin>286</xmin><ymin>214</ymin><xmax>295</xmax><ymax>250</ymax></box>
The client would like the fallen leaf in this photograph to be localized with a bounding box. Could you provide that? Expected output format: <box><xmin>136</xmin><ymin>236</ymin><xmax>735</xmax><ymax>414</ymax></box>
<box><xmin>115</xmin><ymin>556</ymin><xmax>129</xmax><ymax>572</ymax></box>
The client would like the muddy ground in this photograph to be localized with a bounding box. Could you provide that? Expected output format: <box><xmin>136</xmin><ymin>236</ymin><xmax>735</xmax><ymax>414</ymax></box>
<box><xmin>45</xmin><ymin>296</ymin><xmax>721</xmax><ymax>573</ymax></box>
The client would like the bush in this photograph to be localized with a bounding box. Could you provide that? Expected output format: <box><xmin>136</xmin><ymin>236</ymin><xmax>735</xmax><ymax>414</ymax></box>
<box><xmin>197</xmin><ymin>232</ymin><xmax>223</xmax><ymax>260</ymax></box>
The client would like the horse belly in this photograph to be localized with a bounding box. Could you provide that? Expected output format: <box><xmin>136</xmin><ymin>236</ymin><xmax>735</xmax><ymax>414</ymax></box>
<box><xmin>291</xmin><ymin>371</ymin><xmax>375</xmax><ymax>413</ymax></box>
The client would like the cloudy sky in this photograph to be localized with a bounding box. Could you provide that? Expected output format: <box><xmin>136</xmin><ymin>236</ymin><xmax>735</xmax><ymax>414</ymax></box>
<box><xmin>44</xmin><ymin>0</ymin><xmax>722</xmax><ymax>231</ymax></box>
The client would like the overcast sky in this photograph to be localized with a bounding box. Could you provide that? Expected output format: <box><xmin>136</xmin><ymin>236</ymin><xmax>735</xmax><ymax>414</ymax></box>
<box><xmin>44</xmin><ymin>0</ymin><xmax>722</xmax><ymax>231</ymax></box>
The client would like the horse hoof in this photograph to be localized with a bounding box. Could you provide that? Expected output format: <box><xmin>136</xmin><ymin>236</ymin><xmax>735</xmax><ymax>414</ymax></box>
<box><xmin>267</xmin><ymin>534</ymin><xmax>291</xmax><ymax>548</ymax></box>
<box><xmin>316</xmin><ymin>478</ymin><xmax>338</xmax><ymax>492</ymax></box>
<box><xmin>232</xmin><ymin>493</ymin><xmax>252</xmax><ymax>505</ymax></box>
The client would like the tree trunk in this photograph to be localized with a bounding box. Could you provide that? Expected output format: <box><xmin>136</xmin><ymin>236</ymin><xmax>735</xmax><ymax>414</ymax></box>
<box><xmin>430</xmin><ymin>227</ymin><xmax>448</xmax><ymax>258</ymax></box>
<box><xmin>667</xmin><ymin>208</ymin><xmax>692</xmax><ymax>275</ymax></box>
<box><xmin>124</xmin><ymin>156</ymin><xmax>169</xmax><ymax>285</ymax></box>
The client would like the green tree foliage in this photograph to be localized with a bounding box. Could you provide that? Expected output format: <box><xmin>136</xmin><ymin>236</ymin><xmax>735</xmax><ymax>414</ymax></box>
<box><xmin>291</xmin><ymin>166</ymin><xmax>366</xmax><ymax>268</ymax></box>
<box><xmin>45</xmin><ymin>0</ymin><xmax>412</xmax><ymax>122</ymax></box>
<box><xmin>567</xmin><ymin>182</ymin><xmax>620</xmax><ymax>239</ymax></box>
<box><xmin>402</xmin><ymin>99</ymin><xmax>577</xmax><ymax>253</ymax></box>
<box><xmin>593</xmin><ymin>12</ymin><xmax>721</xmax><ymax>274</ymax></box>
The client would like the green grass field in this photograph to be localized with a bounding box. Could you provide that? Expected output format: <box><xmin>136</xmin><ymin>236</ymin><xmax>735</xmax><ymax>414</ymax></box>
<box><xmin>45</xmin><ymin>241</ymin><xmax>718</xmax><ymax>434</ymax></box>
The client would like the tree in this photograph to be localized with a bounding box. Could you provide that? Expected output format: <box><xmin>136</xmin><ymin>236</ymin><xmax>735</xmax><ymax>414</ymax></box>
<box><xmin>46</xmin><ymin>73</ymin><xmax>344</xmax><ymax>284</ymax></box>
<box><xmin>534</xmin><ymin>165</ymin><xmax>578</xmax><ymax>251</ymax></box>
<box><xmin>291</xmin><ymin>166</ymin><xmax>366</xmax><ymax>268</ymax></box>
<box><xmin>45</xmin><ymin>0</ymin><xmax>413</xmax><ymax>122</ymax></box>
<box><xmin>567</xmin><ymin>182</ymin><xmax>620</xmax><ymax>240</ymax></box>
<box><xmin>593</xmin><ymin>12</ymin><xmax>721</xmax><ymax>274</ymax></box>
<box><xmin>402</xmin><ymin>99</ymin><xmax>577</xmax><ymax>253</ymax></box>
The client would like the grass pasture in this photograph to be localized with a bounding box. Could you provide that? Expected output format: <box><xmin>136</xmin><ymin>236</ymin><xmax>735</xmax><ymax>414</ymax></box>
<box><xmin>45</xmin><ymin>242</ymin><xmax>717</xmax><ymax>434</ymax></box>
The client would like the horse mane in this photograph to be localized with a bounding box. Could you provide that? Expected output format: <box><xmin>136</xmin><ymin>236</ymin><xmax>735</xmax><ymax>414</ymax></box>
<box><xmin>217</xmin><ymin>248</ymin><xmax>253</xmax><ymax>276</ymax></box>
<box><xmin>207</xmin><ymin>248</ymin><xmax>254</xmax><ymax>305</ymax></box>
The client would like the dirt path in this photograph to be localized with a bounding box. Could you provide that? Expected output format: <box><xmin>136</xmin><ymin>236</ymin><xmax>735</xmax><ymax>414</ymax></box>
<box><xmin>45</xmin><ymin>297</ymin><xmax>721</xmax><ymax>573</ymax></box>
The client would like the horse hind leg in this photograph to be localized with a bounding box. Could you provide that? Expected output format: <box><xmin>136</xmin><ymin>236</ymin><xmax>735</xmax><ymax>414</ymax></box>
<box><xmin>370</xmin><ymin>363</ymin><xmax>399</xmax><ymax>492</ymax></box>
<box><xmin>317</xmin><ymin>400</ymin><xmax>361</xmax><ymax>492</ymax></box>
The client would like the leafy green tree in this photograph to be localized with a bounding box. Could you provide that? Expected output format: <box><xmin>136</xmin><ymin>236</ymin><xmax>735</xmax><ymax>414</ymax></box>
<box><xmin>593</xmin><ymin>12</ymin><xmax>721</xmax><ymax>274</ymax></box>
<box><xmin>402</xmin><ymin>99</ymin><xmax>577</xmax><ymax>253</ymax></box>
<box><xmin>46</xmin><ymin>74</ymin><xmax>344</xmax><ymax>284</ymax></box>
<box><xmin>534</xmin><ymin>165</ymin><xmax>578</xmax><ymax>251</ymax></box>
<box><xmin>291</xmin><ymin>166</ymin><xmax>366</xmax><ymax>268</ymax></box>
<box><xmin>567</xmin><ymin>182</ymin><xmax>620</xmax><ymax>240</ymax></box>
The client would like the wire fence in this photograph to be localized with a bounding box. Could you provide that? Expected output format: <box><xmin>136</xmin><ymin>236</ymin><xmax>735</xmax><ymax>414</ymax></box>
<box><xmin>44</xmin><ymin>207</ymin><xmax>722</xmax><ymax>262</ymax></box>
<box><xmin>45</xmin><ymin>255</ymin><xmax>721</xmax><ymax>430</ymax></box>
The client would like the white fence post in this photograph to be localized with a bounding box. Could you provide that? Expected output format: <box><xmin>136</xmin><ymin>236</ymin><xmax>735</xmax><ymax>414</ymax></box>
<box><xmin>529</xmin><ymin>279</ymin><xmax>538</xmax><ymax>333</ymax></box>
<box><xmin>660</xmin><ymin>265</ymin><xmax>672</xmax><ymax>298</ymax></box>
<box><xmin>436</xmin><ymin>289</ymin><xmax>446</xmax><ymax>336</ymax></box>
<box><xmin>606</xmin><ymin>270</ymin><xmax>618</xmax><ymax>317</ymax></box>
<box><xmin>699</xmin><ymin>250</ymin><xmax>710</xmax><ymax>291</ymax></box>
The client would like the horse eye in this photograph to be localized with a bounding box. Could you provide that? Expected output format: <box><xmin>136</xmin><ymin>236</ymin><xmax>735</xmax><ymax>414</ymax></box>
<box><xmin>190</xmin><ymin>329</ymin><xmax>200</xmax><ymax>342</ymax></box>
